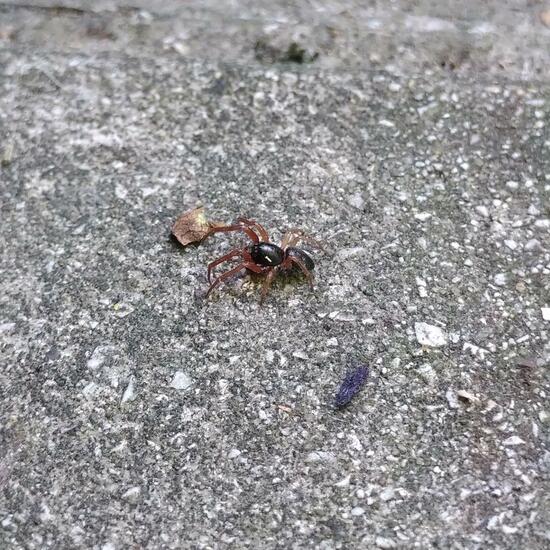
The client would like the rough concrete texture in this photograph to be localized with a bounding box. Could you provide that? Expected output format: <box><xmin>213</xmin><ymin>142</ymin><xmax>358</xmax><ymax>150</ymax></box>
<box><xmin>2</xmin><ymin>0</ymin><xmax>550</xmax><ymax>78</ymax></box>
<box><xmin>1</xmin><ymin>1</ymin><xmax>549</xmax><ymax>549</ymax></box>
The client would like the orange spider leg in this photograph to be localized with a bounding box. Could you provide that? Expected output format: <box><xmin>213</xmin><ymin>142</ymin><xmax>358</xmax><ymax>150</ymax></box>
<box><xmin>206</xmin><ymin>261</ymin><xmax>264</xmax><ymax>298</ymax></box>
<box><xmin>281</xmin><ymin>228</ymin><xmax>324</xmax><ymax>251</ymax></box>
<box><xmin>259</xmin><ymin>267</ymin><xmax>280</xmax><ymax>305</ymax></box>
<box><xmin>205</xmin><ymin>223</ymin><xmax>260</xmax><ymax>243</ymax></box>
<box><xmin>282</xmin><ymin>254</ymin><xmax>315</xmax><ymax>290</ymax></box>
<box><xmin>235</xmin><ymin>217</ymin><xmax>270</xmax><ymax>242</ymax></box>
<box><xmin>207</xmin><ymin>248</ymin><xmax>244</xmax><ymax>283</ymax></box>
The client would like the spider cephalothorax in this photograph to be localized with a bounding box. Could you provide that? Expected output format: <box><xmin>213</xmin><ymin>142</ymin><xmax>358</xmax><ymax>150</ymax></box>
<box><xmin>204</xmin><ymin>217</ymin><xmax>320</xmax><ymax>303</ymax></box>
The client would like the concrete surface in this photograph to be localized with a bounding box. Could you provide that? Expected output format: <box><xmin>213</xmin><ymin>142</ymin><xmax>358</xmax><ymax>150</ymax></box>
<box><xmin>1</xmin><ymin>1</ymin><xmax>549</xmax><ymax>549</ymax></box>
<box><xmin>2</xmin><ymin>0</ymin><xmax>550</xmax><ymax>78</ymax></box>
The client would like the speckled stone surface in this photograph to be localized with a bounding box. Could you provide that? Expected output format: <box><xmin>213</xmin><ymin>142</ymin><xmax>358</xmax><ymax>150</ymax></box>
<box><xmin>1</xmin><ymin>2</ymin><xmax>550</xmax><ymax>549</ymax></box>
<box><xmin>2</xmin><ymin>0</ymin><xmax>550</xmax><ymax>78</ymax></box>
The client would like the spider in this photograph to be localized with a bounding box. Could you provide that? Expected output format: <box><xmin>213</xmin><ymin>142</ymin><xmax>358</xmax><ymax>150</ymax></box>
<box><xmin>204</xmin><ymin>217</ymin><xmax>320</xmax><ymax>303</ymax></box>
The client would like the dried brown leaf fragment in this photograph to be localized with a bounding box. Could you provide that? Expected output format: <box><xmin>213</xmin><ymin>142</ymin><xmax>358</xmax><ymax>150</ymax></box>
<box><xmin>171</xmin><ymin>206</ymin><xmax>225</xmax><ymax>246</ymax></box>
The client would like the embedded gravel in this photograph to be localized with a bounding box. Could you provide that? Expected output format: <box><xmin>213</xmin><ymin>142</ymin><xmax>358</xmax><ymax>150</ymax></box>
<box><xmin>1</xmin><ymin>2</ymin><xmax>550</xmax><ymax>550</ymax></box>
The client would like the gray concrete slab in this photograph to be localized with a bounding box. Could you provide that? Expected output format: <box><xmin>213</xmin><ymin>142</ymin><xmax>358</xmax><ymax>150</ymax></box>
<box><xmin>0</xmin><ymin>2</ymin><xmax>549</xmax><ymax>549</ymax></box>
<box><xmin>1</xmin><ymin>0</ymin><xmax>550</xmax><ymax>78</ymax></box>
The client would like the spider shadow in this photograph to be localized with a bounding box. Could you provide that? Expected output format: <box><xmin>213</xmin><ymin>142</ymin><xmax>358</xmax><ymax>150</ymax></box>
<box><xmin>200</xmin><ymin>265</ymin><xmax>315</xmax><ymax>306</ymax></box>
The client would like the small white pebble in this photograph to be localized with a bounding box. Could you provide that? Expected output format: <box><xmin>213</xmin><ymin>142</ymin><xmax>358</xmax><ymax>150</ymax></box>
<box><xmin>115</xmin><ymin>184</ymin><xmax>127</xmax><ymax>199</ymax></box>
<box><xmin>503</xmin><ymin>436</ymin><xmax>525</xmax><ymax>446</ymax></box>
<box><xmin>0</xmin><ymin>322</ymin><xmax>16</xmax><ymax>333</ymax></box>
<box><xmin>542</xmin><ymin>307</ymin><xmax>550</xmax><ymax>321</ymax></box>
<box><xmin>122</xmin><ymin>486</ymin><xmax>141</xmax><ymax>500</ymax></box>
<box><xmin>351</xmin><ymin>506</ymin><xmax>365</xmax><ymax>516</ymax></box>
<box><xmin>170</xmin><ymin>371</ymin><xmax>193</xmax><ymax>391</ymax></box>
<box><xmin>142</xmin><ymin>186</ymin><xmax>158</xmax><ymax>198</ymax></box>
<box><xmin>305</xmin><ymin>451</ymin><xmax>336</xmax><ymax>464</ymax></box>
<box><xmin>39</xmin><ymin>504</ymin><xmax>54</xmax><ymax>523</ymax></box>
<box><xmin>415</xmin><ymin>322</ymin><xmax>447</xmax><ymax>347</ymax></box>
<box><xmin>337</xmin><ymin>247</ymin><xmax>366</xmax><ymax>259</ymax></box>
<box><xmin>525</xmin><ymin>239</ymin><xmax>541</xmax><ymax>251</ymax></box>
<box><xmin>348</xmin><ymin>193</ymin><xmax>365</xmax><ymax>209</ymax></box>
<box><xmin>326</xmin><ymin>338</ymin><xmax>338</xmax><ymax>347</ymax></box>
<box><xmin>504</xmin><ymin>240</ymin><xmax>517</xmax><ymax>251</ymax></box>
<box><xmin>87</xmin><ymin>348</ymin><xmax>105</xmax><ymax>369</ymax></box>
<box><xmin>82</xmin><ymin>382</ymin><xmax>99</xmax><ymax>397</ymax></box>
<box><xmin>446</xmin><ymin>389</ymin><xmax>459</xmax><ymax>409</ymax></box>
<box><xmin>348</xmin><ymin>433</ymin><xmax>363</xmax><ymax>452</ymax></box>
<box><xmin>493</xmin><ymin>273</ymin><xmax>507</xmax><ymax>286</ymax></box>
<box><xmin>335</xmin><ymin>475</ymin><xmax>351</xmax><ymax>488</ymax></box>
<box><xmin>228</xmin><ymin>449</ymin><xmax>241</xmax><ymax>459</ymax></box>
<box><xmin>375</xmin><ymin>537</ymin><xmax>396</xmax><ymax>549</ymax></box>
<box><xmin>414</xmin><ymin>212</ymin><xmax>431</xmax><ymax>221</ymax></box>
<box><xmin>379</xmin><ymin>487</ymin><xmax>395</xmax><ymax>501</ymax></box>
<box><xmin>121</xmin><ymin>380</ymin><xmax>135</xmax><ymax>404</ymax></box>
<box><xmin>475</xmin><ymin>205</ymin><xmax>490</xmax><ymax>217</ymax></box>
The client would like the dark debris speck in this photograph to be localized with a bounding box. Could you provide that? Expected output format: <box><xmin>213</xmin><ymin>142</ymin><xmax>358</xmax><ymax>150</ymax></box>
<box><xmin>334</xmin><ymin>365</ymin><xmax>369</xmax><ymax>409</ymax></box>
<box><xmin>254</xmin><ymin>39</ymin><xmax>319</xmax><ymax>65</ymax></box>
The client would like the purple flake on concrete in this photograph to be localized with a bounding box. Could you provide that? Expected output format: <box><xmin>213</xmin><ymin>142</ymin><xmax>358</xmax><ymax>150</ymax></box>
<box><xmin>334</xmin><ymin>366</ymin><xmax>369</xmax><ymax>409</ymax></box>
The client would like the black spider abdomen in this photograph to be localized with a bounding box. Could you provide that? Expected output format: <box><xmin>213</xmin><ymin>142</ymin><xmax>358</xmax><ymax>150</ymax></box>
<box><xmin>249</xmin><ymin>243</ymin><xmax>285</xmax><ymax>267</ymax></box>
<box><xmin>285</xmin><ymin>247</ymin><xmax>315</xmax><ymax>271</ymax></box>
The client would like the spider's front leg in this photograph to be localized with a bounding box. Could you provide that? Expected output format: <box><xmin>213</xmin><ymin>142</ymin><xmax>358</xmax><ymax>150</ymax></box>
<box><xmin>281</xmin><ymin>228</ymin><xmax>324</xmax><ymax>251</ymax></box>
<box><xmin>207</xmin><ymin>247</ymin><xmax>258</xmax><ymax>283</ymax></box>
<box><xmin>206</xmin><ymin>261</ymin><xmax>264</xmax><ymax>298</ymax></box>
<box><xmin>259</xmin><ymin>267</ymin><xmax>280</xmax><ymax>305</ymax></box>
<box><xmin>279</xmin><ymin>248</ymin><xmax>315</xmax><ymax>292</ymax></box>
<box><xmin>235</xmin><ymin>218</ymin><xmax>270</xmax><ymax>242</ymax></box>
<box><xmin>204</xmin><ymin>223</ymin><xmax>260</xmax><ymax>244</ymax></box>
<box><xmin>286</xmin><ymin>255</ymin><xmax>314</xmax><ymax>290</ymax></box>
<box><xmin>207</xmin><ymin>248</ymin><xmax>243</xmax><ymax>283</ymax></box>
